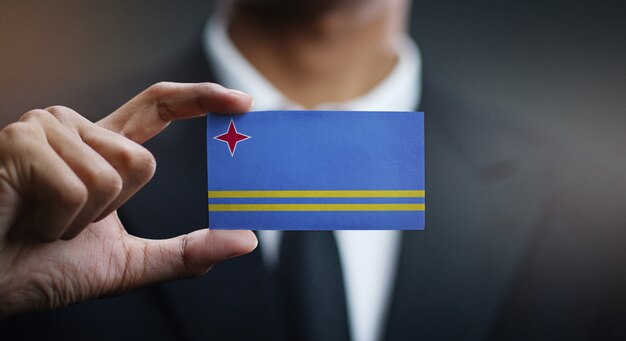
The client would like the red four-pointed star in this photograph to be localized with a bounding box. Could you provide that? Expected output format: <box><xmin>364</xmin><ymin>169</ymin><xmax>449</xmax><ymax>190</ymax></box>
<box><xmin>213</xmin><ymin>119</ymin><xmax>251</xmax><ymax>156</ymax></box>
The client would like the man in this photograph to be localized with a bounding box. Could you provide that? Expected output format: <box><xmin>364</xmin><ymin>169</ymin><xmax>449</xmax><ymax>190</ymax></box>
<box><xmin>3</xmin><ymin>0</ymin><xmax>626</xmax><ymax>340</ymax></box>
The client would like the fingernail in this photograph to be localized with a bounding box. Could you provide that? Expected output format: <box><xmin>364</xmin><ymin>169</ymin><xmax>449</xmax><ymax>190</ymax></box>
<box><xmin>215</xmin><ymin>230</ymin><xmax>258</xmax><ymax>259</ymax></box>
<box><xmin>225</xmin><ymin>89</ymin><xmax>254</xmax><ymax>110</ymax></box>
<box><xmin>184</xmin><ymin>230</ymin><xmax>257</xmax><ymax>274</ymax></box>
<box><xmin>227</xmin><ymin>88</ymin><xmax>250</xmax><ymax>98</ymax></box>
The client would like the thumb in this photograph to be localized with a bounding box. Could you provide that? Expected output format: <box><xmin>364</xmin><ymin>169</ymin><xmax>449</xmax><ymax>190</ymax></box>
<box><xmin>122</xmin><ymin>229</ymin><xmax>257</xmax><ymax>288</ymax></box>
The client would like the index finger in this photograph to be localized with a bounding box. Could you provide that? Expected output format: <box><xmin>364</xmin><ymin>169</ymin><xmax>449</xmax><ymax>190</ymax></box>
<box><xmin>97</xmin><ymin>82</ymin><xmax>253</xmax><ymax>144</ymax></box>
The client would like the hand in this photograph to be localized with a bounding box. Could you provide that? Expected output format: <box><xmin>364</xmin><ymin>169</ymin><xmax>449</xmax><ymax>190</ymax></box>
<box><xmin>0</xmin><ymin>82</ymin><xmax>257</xmax><ymax>316</ymax></box>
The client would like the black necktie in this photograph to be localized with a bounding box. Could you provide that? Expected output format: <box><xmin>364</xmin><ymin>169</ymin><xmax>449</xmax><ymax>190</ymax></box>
<box><xmin>277</xmin><ymin>231</ymin><xmax>351</xmax><ymax>341</ymax></box>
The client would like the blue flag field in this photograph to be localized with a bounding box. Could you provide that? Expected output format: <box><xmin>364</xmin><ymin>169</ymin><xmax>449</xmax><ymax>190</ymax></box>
<box><xmin>207</xmin><ymin>110</ymin><xmax>425</xmax><ymax>230</ymax></box>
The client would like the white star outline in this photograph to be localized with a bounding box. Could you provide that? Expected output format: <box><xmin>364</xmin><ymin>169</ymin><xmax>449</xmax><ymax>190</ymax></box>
<box><xmin>212</xmin><ymin>118</ymin><xmax>252</xmax><ymax>157</ymax></box>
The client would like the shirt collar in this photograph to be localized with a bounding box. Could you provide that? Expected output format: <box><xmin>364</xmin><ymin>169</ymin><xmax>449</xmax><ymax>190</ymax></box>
<box><xmin>203</xmin><ymin>10</ymin><xmax>422</xmax><ymax>111</ymax></box>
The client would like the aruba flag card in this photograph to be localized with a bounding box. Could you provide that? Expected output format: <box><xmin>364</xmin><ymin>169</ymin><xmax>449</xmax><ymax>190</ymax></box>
<box><xmin>207</xmin><ymin>110</ymin><xmax>425</xmax><ymax>230</ymax></box>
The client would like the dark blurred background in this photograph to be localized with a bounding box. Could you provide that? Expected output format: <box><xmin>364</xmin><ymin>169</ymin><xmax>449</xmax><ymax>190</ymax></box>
<box><xmin>1</xmin><ymin>0</ymin><xmax>625</xmax><ymax>156</ymax></box>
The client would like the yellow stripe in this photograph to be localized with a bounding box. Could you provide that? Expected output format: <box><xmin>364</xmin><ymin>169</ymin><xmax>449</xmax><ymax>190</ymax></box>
<box><xmin>208</xmin><ymin>190</ymin><xmax>425</xmax><ymax>198</ymax></box>
<box><xmin>208</xmin><ymin>203</ymin><xmax>425</xmax><ymax>211</ymax></box>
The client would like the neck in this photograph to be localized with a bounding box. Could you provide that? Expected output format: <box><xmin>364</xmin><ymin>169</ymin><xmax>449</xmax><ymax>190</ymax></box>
<box><xmin>228</xmin><ymin>2</ymin><xmax>406</xmax><ymax>108</ymax></box>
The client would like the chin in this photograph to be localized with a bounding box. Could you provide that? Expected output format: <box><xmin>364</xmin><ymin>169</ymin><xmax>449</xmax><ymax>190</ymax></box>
<box><xmin>232</xmin><ymin>0</ymin><xmax>375</xmax><ymax>24</ymax></box>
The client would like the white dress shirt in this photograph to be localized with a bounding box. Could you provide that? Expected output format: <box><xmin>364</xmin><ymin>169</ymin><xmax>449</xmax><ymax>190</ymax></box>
<box><xmin>203</xmin><ymin>11</ymin><xmax>422</xmax><ymax>341</ymax></box>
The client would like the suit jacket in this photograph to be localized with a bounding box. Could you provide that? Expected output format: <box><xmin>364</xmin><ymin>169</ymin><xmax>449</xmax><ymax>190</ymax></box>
<box><xmin>3</xmin><ymin>38</ymin><xmax>626</xmax><ymax>341</ymax></box>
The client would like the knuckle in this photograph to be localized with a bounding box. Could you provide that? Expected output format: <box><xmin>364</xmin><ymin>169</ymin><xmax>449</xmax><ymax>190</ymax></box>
<box><xmin>45</xmin><ymin>105</ymin><xmax>71</xmax><ymax>115</ymax></box>
<box><xmin>45</xmin><ymin>105</ymin><xmax>74</xmax><ymax>119</ymax></box>
<box><xmin>199</xmin><ymin>82</ymin><xmax>221</xmax><ymax>95</ymax></box>
<box><xmin>132</xmin><ymin>147</ymin><xmax>157</xmax><ymax>183</ymax></box>
<box><xmin>58</xmin><ymin>181</ymin><xmax>89</xmax><ymax>210</ymax></box>
<box><xmin>200</xmin><ymin>81</ymin><xmax>218</xmax><ymax>88</ymax></box>
<box><xmin>1</xmin><ymin>122</ymin><xmax>29</xmax><ymax>138</ymax></box>
<box><xmin>117</xmin><ymin>144</ymin><xmax>157</xmax><ymax>184</ymax></box>
<box><xmin>0</xmin><ymin>122</ymin><xmax>42</xmax><ymax>146</ymax></box>
<box><xmin>148</xmin><ymin>82</ymin><xmax>172</xmax><ymax>104</ymax></box>
<box><xmin>89</xmin><ymin>167</ymin><xmax>124</xmax><ymax>199</ymax></box>
<box><xmin>149</xmin><ymin>82</ymin><xmax>172</xmax><ymax>122</ymax></box>
<box><xmin>19</xmin><ymin>109</ymin><xmax>52</xmax><ymax>123</ymax></box>
<box><xmin>149</xmin><ymin>81</ymin><xmax>170</xmax><ymax>92</ymax></box>
<box><xmin>198</xmin><ymin>82</ymin><xmax>213</xmax><ymax>91</ymax></box>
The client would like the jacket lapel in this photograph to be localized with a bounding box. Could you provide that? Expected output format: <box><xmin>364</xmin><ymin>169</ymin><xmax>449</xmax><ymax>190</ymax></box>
<box><xmin>384</xmin><ymin>82</ymin><xmax>541</xmax><ymax>339</ymax></box>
